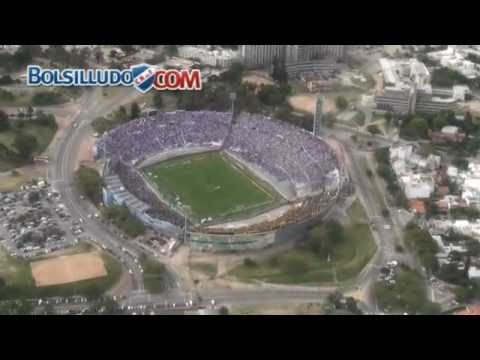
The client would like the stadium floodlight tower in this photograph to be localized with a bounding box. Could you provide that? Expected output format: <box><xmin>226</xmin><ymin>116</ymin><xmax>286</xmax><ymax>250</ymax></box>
<box><xmin>229</xmin><ymin>92</ymin><xmax>237</xmax><ymax>119</ymax></box>
<box><xmin>313</xmin><ymin>96</ymin><xmax>324</xmax><ymax>137</ymax></box>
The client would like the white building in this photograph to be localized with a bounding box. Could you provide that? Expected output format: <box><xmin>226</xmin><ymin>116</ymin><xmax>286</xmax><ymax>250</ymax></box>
<box><xmin>468</xmin><ymin>266</ymin><xmax>480</xmax><ymax>279</ymax></box>
<box><xmin>453</xmin><ymin>85</ymin><xmax>471</xmax><ymax>101</ymax></box>
<box><xmin>178</xmin><ymin>46</ymin><xmax>239</xmax><ymax>68</ymax></box>
<box><xmin>463</xmin><ymin>178</ymin><xmax>480</xmax><ymax>207</ymax></box>
<box><xmin>402</xmin><ymin>175</ymin><xmax>435</xmax><ymax>199</ymax></box>
<box><xmin>429</xmin><ymin>45</ymin><xmax>480</xmax><ymax>80</ymax></box>
<box><xmin>378</xmin><ymin>58</ymin><xmax>431</xmax><ymax>91</ymax></box>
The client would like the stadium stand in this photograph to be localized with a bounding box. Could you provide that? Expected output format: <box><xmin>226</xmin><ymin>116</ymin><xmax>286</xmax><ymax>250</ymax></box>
<box><xmin>98</xmin><ymin>110</ymin><xmax>343</xmax><ymax>249</ymax></box>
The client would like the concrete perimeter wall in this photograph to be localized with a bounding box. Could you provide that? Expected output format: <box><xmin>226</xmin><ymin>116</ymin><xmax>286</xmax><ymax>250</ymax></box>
<box><xmin>138</xmin><ymin>146</ymin><xmax>221</xmax><ymax>169</ymax></box>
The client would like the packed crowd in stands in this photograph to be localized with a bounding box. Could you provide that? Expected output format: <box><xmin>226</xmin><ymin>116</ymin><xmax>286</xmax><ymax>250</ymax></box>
<box><xmin>96</xmin><ymin>111</ymin><xmax>231</xmax><ymax>163</ymax></box>
<box><xmin>225</xmin><ymin>113</ymin><xmax>339</xmax><ymax>193</ymax></box>
<box><xmin>111</xmin><ymin>159</ymin><xmax>184</xmax><ymax>226</ymax></box>
<box><xmin>98</xmin><ymin>110</ymin><xmax>341</xmax><ymax>230</ymax></box>
<box><xmin>205</xmin><ymin>192</ymin><xmax>339</xmax><ymax>234</ymax></box>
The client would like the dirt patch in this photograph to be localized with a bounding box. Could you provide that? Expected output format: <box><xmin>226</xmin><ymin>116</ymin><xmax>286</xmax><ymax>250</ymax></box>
<box><xmin>31</xmin><ymin>251</ymin><xmax>107</xmax><ymax>287</ymax></box>
<box><xmin>288</xmin><ymin>95</ymin><xmax>336</xmax><ymax>114</ymax></box>
<box><xmin>78</xmin><ymin>134</ymin><xmax>96</xmax><ymax>163</ymax></box>
<box><xmin>242</xmin><ymin>71</ymin><xmax>274</xmax><ymax>87</ymax></box>
<box><xmin>459</xmin><ymin>101</ymin><xmax>480</xmax><ymax>116</ymax></box>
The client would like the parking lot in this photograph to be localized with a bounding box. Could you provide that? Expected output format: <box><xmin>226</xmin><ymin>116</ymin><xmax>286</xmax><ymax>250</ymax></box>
<box><xmin>0</xmin><ymin>178</ymin><xmax>81</xmax><ymax>259</ymax></box>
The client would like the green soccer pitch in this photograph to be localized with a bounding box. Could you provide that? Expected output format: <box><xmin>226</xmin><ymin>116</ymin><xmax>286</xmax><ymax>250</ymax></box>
<box><xmin>143</xmin><ymin>152</ymin><xmax>281</xmax><ymax>221</ymax></box>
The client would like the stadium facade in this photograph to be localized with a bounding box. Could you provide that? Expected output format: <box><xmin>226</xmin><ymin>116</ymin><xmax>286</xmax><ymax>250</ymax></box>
<box><xmin>96</xmin><ymin>111</ymin><xmax>348</xmax><ymax>252</ymax></box>
<box><xmin>240</xmin><ymin>45</ymin><xmax>346</xmax><ymax>68</ymax></box>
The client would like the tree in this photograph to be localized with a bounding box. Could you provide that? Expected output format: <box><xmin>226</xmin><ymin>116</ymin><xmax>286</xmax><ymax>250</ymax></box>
<box><xmin>404</xmin><ymin>223</ymin><xmax>439</xmax><ymax>273</ymax></box>
<box><xmin>404</xmin><ymin>117</ymin><xmax>429</xmax><ymax>139</ymax></box>
<box><xmin>271</xmin><ymin>56</ymin><xmax>288</xmax><ymax>83</ymax></box>
<box><xmin>243</xmin><ymin>258</ymin><xmax>257</xmax><ymax>267</ymax></box>
<box><xmin>12</xmin><ymin>133</ymin><xmax>37</xmax><ymax>160</ymax></box>
<box><xmin>432</xmin><ymin>114</ymin><xmax>448</xmax><ymax>130</ymax></box>
<box><xmin>258</xmin><ymin>84</ymin><xmax>286</xmax><ymax>107</ymax></box>
<box><xmin>130</xmin><ymin>102</ymin><xmax>141</xmax><ymax>120</ymax></box>
<box><xmin>164</xmin><ymin>45</ymin><xmax>178</xmax><ymax>57</ymax></box>
<box><xmin>26</xmin><ymin>106</ymin><xmax>34</xmax><ymax>121</ymax></box>
<box><xmin>221</xmin><ymin>62</ymin><xmax>244</xmax><ymax>85</ymax></box>
<box><xmin>113</xmin><ymin>105</ymin><xmax>129</xmax><ymax>124</ymax></box>
<box><xmin>119</xmin><ymin>45</ymin><xmax>136</xmax><ymax>56</ymax></box>
<box><xmin>45</xmin><ymin>45</ymin><xmax>71</xmax><ymax>65</ymax></box>
<box><xmin>31</xmin><ymin>91</ymin><xmax>64</xmax><ymax>106</ymax></box>
<box><xmin>327</xmin><ymin>291</ymin><xmax>343</xmax><ymax>308</ymax></box>
<box><xmin>452</xmin><ymin>157</ymin><xmax>469</xmax><ymax>171</ymax></box>
<box><xmin>94</xmin><ymin>47</ymin><xmax>105</xmax><ymax>64</ymax></box>
<box><xmin>36</xmin><ymin>112</ymin><xmax>56</xmax><ymax>127</ymax></box>
<box><xmin>385</xmin><ymin>112</ymin><xmax>393</xmax><ymax>125</ymax></box>
<box><xmin>0</xmin><ymin>89</ymin><xmax>15</xmax><ymax>103</ymax></box>
<box><xmin>464</xmin><ymin>111</ymin><xmax>475</xmax><ymax>135</ymax></box>
<box><xmin>0</xmin><ymin>110</ymin><xmax>10</xmax><ymax>132</ymax></box>
<box><xmin>153</xmin><ymin>92</ymin><xmax>163</xmax><ymax>109</ymax></box>
<box><xmin>74</xmin><ymin>166</ymin><xmax>103</xmax><ymax>205</ymax></box>
<box><xmin>335</xmin><ymin>96</ymin><xmax>348</xmax><ymax>111</ymax></box>
<box><xmin>0</xmin><ymin>74</ymin><xmax>14</xmax><ymax>85</ymax></box>
<box><xmin>218</xmin><ymin>306</ymin><xmax>229</xmax><ymax>315</ymax></box>
<box><xmin>367</xmin><ymin>124</ymin><xmax>382</xmax><ymax>135</ymax></box>
<box><xmin>12</xmin><ymin>46</ymin><xmax>33</xmax><ymax>67</ymax></box>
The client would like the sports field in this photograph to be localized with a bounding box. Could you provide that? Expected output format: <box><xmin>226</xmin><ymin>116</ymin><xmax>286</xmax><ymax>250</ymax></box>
<box><xmin>31</xmin><ymin>252</ymin><xmax>107</xmax><ymax>287</ymax></box>
<box><xmin>143</xmin><ymin>152</ymin><xmax>278</xmax><ymax>220</ymax></box>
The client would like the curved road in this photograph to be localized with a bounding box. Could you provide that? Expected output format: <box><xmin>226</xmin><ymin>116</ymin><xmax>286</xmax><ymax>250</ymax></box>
<box><xmin>47</xmin><ymin>87</ymin><xmax>146</xmax><ymax>294</ymax></box>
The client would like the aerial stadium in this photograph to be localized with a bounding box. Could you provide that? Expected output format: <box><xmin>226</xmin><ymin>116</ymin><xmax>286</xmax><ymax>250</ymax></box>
<box><xmin>95</xmin><ymin>110</ymin><xmax>349</xmax><ymax>252</ymax></box>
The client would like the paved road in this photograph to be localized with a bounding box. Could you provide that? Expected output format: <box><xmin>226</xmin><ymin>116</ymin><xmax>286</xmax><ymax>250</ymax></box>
<box><xmin>47</xmin><ymin>87</ymin><xmax>147</xmax><ymax>294</ymax></box>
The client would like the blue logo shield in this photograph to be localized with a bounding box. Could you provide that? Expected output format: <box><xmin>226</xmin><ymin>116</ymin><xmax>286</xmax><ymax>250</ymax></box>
<box><xmin>131</xmin><ymin>63</ymin><xmax>156</xmax><ymax>93</ymax></box>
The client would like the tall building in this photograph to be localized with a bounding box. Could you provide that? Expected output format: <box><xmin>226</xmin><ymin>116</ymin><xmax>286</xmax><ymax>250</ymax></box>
<box><xmin>313</xmin><ymin>96</ymin><xmax>323</xmax><ymax>137</ymax></box>
<box><xmin>375</xmin><ymin>84</ymin><xmax>455</xmax><ymax>115</ymax></box>
<box><xmin>241</xmin><ymin>45</ymin><xmax>346</xmax><ymax>68</ymax></box>
<box><xmin>240</xmin><ymin>45</ymin><xmax>285</xmax><ymax>68</ymax></box>
<box><xmin>286</xmin><ymin>45</ymin><xmax>346</xmax><ymax>63</ymax></box>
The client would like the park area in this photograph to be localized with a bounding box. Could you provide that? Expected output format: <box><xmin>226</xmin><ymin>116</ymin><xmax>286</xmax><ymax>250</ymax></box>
<box><xmin>0</xmin><ymin>119</ymin><xmax>57</xmax><ymax>172</ymax></box>
<box><xmin>142</xmin><ymin>257</ymin><xmax>174</xmax><ymax>294</ymax></box>
<box><xmin>374</xmin><ymin>267</ymin><xmax>440</xmax><ymax>314</ymax></box>
<box><xmin>0</xmin><ymin>245</ymin><xmax>122</xmax><ymax>300</ymax></box>
<box><xmin>143</xmin><ymin>152</ymin><xmax>278</xmax><ymax>221</ymax></box>
<box><xmin>0</xmin><ymin>87</ymin><xmax>70</xmax><ymax>107</ymax></box>
<box><xmin>229</xmin><ymin>200</ymin><xmax>377</xmax><ymax>285</ymax></box>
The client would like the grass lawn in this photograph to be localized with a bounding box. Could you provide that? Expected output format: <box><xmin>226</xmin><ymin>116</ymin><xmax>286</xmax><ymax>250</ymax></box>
<box><xmin>0</xmin><ymin>88</ymin><xmax>69</xmax><ymax>107</ymax></box>
<box><xmin>142</xmin><ymin>257</ymin><xmax>170</xmax><ymax>294</ymax></box>
<box><xmin>143</xmin><ymin>152</ymin><xmax>278</xmax><ymax>221</ymax></box>
<box><xmin>0</xmin><ymin>247</ymin><xmax>122</xmax><ymax>300</ymax></box>
<box><xmin>374</xmin><ymin>267</ymin><xmax>439</xmax><ymax>314</ymax></box>
<box><xmin>190</xmin><ymin>262</ymin><xmax>218</xmax><ymax>277</ymax></box>
<box><xmin>0</xmin><ymin>121</ymin><xmax>57</xmax><ymax>172</ymax></box>
<box><xmin>230</xmin><ymin>303</ymin><xmax>325</xmax><ymax>315</ymax></box>
<box><xmin>229</xmin><ymin>200</ymin><xmax>377</xmax><ymax>285</ymax></box>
